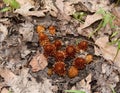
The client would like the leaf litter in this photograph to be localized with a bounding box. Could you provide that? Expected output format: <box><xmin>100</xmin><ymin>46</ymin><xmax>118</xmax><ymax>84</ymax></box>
<box><xmin>0</xmin><ymin>0</ymin><xmax>120</xmax><ymax>93</ymax></box>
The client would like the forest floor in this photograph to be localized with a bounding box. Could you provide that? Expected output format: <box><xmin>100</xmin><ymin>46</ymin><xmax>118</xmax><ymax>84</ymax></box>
<box><xmin>0</xmin><ymin>0</ymin><xmax>120</xmax><ymax>93</ymax></box>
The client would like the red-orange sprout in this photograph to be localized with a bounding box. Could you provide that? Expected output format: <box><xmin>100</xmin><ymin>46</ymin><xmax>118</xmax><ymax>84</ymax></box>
<box><xmin>48</xmin><ymin>26</ymin><xmax>56</xmax><ymax>35</ymax></box>
<box><xmin>55</xmin><ymin>51</ymin><xmax>66</xmax><ymax>61</ymax></box>
<box><xmin>53</xmin><ymin>40</ymin><xmax>62</xmax><ymax>50</ymax></box>
<box><xmin>43</xmin><ymin>43</ymin><xmax>56</xmax><ymax>56</ymax></box>
<box><xmin>53</xmin><ymin>61</ymin><xmax>66</xmax><ymax>76</ymax></box>
<box><xmin>68</xmin><ymin>66</ymin><xmax>79</xmax><ymax>78</ymax></box>
<box><xmin>36</xmin><ymin>25</ymin><xmax>45</xmax><ymax>34</ymax></box>
<box><xmin>78</xmin><ymin>41</ymin><xmax>88</xmax><ymax>51</ymax></box>
<box><xmin>66</xmin><ymin>45</ymin><xmax>76</xmax><ymax>58</ymax></box>
<box><xmin>73</xmin><ymin>57</ymin><xmax>86</xmax><ymax>70</ymax></box>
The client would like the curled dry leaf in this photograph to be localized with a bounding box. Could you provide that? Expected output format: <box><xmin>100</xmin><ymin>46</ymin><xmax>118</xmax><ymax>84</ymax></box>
<box><xmin>95</xmin><ymin>36</ymin><xmax>120</xmax><ymax>67</ymax></box>
<box><xmin>81</xmin><ymin>13</ymin><xmax>102</xmax><ymax>29</ymax></box>
<box><xmin>29</xmin><ymin>52</ymin><xmax>48</xmax><ymax>72</ymax></box>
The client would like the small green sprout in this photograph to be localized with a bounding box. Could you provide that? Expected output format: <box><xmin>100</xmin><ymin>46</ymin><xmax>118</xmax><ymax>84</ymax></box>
<box><xmin>0</xmin><ymin>0</ymin><xmax>20</xmax><ymax>12</ymax></box>
<box><xmin>89</xmin><ymin>8</ymin><xmax>116</xmax><ymax>38</ymax></box>
<box><xmin>110</xmin><ymin>86</ymin><xmax>116</xmax><ymax>93</ymax></box>
<box><xmin>65</xmin><ymin>90</ymin><xmax>85</xmax><ymax>93</ymax></box>
<box><xmin>72</xmin><ymin>12</ymin><xmax>87</xmax><ymax>23</ymax></box>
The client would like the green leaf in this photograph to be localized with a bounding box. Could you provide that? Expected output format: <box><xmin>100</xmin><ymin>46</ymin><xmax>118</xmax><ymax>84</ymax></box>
<box><xmin>72</xmin><ymin>12</ymin><xmax>86</xmax><ymax>23</ymax></box>
<box><xmin>111</xmin><ymin>31</ymin><xmax>118</xmax><ymax>38</ymax></box>
<box><xmin>96</xmin><ymin>8</ymin><xmax>106</xmax><ymax>16</ymax></box>
<box><xmin>9</xmin><ymin>0</ymin><xmax>20</xmax><ymax>9</ymax></box>
<box><xmin>118</xmin><ymin>40</ymin><xmax>120</xmax><ymax>49</ymax></box>
<box><xmin>3</xmin><ymin>0</ymin><xmax>10</xmax><ymax>4</ymax></box>
<box><xmin>102</xmin><ymin>13</ymin><xmax>111</xmax><ymax>27</ymax></box>
<box><xmin>65</xmin><ymin>90</ymin><xmax>85</xmax><ymax>93</ymax></box>
<box><xmin>0</xmin><ymin>7</ymin><xmax>11</xmax><ymax>12</ymax></box>
<box><xmin>109</xmin><ymin>16</ymin><xmax>116</xmax><ymax>28</ymax></box>
<box><xmin>73</xmin><ymin>12</ymin><xmax>80</xmax><ymax>19</ymax></box>
<box><xmin>3</xmin><ymin>0</ymin><xmax>20</xmax><ymax>9</ymax></box>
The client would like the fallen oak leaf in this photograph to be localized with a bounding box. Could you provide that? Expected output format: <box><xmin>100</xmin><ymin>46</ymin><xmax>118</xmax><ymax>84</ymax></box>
<box><xmin>14</xmin><ymin>2</ymin><xmax>47</xmax><ymax>17</ymax></box>
<box><xmin>81</xmin><ymin>13</ymin><xmax>102</xmax><ymax>29</ymax></box>
<box><xmin>29</xmin><ymin>52</ymin><xmax>48</xmax><ymax>72</ymax></box>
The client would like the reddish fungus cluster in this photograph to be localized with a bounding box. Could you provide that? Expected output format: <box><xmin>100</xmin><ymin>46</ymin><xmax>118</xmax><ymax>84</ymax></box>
<box><xmin>36</xmin><ymin>25</ymin><xmax>93</xmax><ymax>78</ymax></box>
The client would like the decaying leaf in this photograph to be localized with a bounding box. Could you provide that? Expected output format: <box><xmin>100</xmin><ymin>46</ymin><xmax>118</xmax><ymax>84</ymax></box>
<box><xmin>16</xmin><ymin>0</ymin><xmax>34</xmax><ymax>5</ymax></box>
<box><xmin>95</xmin><ymin>36</ymin><xmax>120</xmax><ymax>67</ymax></box>
<box><xmin>0</xmin><ymin>23</ymin><xmax>8</xmax><ymax>42</ymax></box>
<box><xmin>29</xmin><ymin>52</ymin><xmax>48</xmax><ymax>72</ymax></box>
<box><xmin>112</xmin><ymin>7</ymin><xmax>120</xmax><ymax>19</ymax></box>
<box><xmin>19</xmin><ymin>22</ymin><xmax>34</xmax><ymax>41</ymax></box>
<box><xmin>71</xmin><ymin>74</ymin><xmax>92</xmax><ymax>93</ymax></box>
<box><xmin>55</xmin><ymin>0</ymin><xmax>71</xmax><ymax>20</ymax></box>
<box><xmin>14</xmin><ymin>2</ymin><xmax>47</xmax><ymax>17</ymax></box>
<box><xmin>0</xmin><ymin>68</ymin><xmax>56</xmax><ymax>93</ymax></box>
<box><xmin>44</xmin><ymin>0</ymin><xmax>58</xmax><ymax>17</ymax></box>
<box><xmin>1</xmin><ymin>88</ymin><xmax>9</xmax><ymax>93</ymax></box>
<box><xmin>80</xmin><ymin>0</ymin><xmax>111</xmax><ymax>12</ymax></box>
<box><xmin>81</xmin><ymin>13</ymin><xmax>102</xmax><ymax>29</ymax></box>
<box><xmin>112</xmin><ymin>7</ymin><xmax>120</xmax><ymax>26</ymax></box>
<box><xmin>55</xmin><ymin>0</ymin><xmax>75</xmax><ymax>16</ymax></box>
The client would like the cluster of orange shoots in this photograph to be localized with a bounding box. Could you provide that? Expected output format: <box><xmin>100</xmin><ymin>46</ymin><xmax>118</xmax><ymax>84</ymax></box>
<box><xmin>36</xmin><ymin>25</ymin><xmax>93</xmax><ymax>78</ymax></box>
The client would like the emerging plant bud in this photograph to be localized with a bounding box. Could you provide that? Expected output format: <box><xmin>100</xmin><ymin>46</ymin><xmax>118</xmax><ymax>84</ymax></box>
<box><xmin>78</xmin><ymin>41</ymin><xmax>88</xmax><ymax>51</ymax></box>
<box><xmin>68</xmin><ymin>66</ymin><xmax>79</xmax><ymax>78</ymax></box>
<box><xmin>53</xmin><ymin>40</ymin><xmax>62</xmax><ymax>50</ymax></box>
<box><xmin>43</xmin><ymin>43</ymin><xmax>56</xmax><ymax>56</ymax></box>
<box><xmin>66</xmin><ymin>45</ymin><xmax>76</xmax><ymax>58</ymax></box>
<box><xmin>36</xmin><ymin>25</ymin><xmax>45</xmax><ymax>34</ymax></box>
<box><xmin>38</xmin><ymin>33</ymin><xmax>49</xmax><ymax>46</ymax></box>
<box><xmin>55</xmin><ymin>51</ymin><xmax>66</xmax><ymax>61</ymax></box>
<box><xmin>39</xmin><ymin>32</ymin><xmax>49</xmax><ymax>41</ymax></box>
<box><xmin>73</xmin><ymin>57</ymin><xmax>86</xmax><ymax>70</ymax></box>
<box><xmin>85</xmin><ymin>54</ymin><xmax>93</xmax><ymax>64</ymax></box>
<box><xmin>47</xmin><ymin>68</ymin><xmax>53</xmax><ymax>76</ymax></box>
<box><xmin>53</xmin><ymin>61</ymin><xmax>66</xmax><ymax>76</ymax></box>
<box><xmin>48</xmin><ymin>26</ymin><xmax>56</xmax><ymax>35</ymax></box>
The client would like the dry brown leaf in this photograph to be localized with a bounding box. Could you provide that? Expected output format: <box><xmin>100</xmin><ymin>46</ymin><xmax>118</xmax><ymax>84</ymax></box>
<box><xmin>19</xmin><ymin>22</ymin><xmax>34</xmax><ymax>41</ymax></box>
<box><xmin>0</xmin><ymin>68</ymin><xmax>56</xmax><ymax>93</ymax></box>
<box><xmin>95</xmin><ymin>36</ymin><xmax>120</xmax><ymax>67</ymax></box>
<box><xmin>29</xmin><ymin>52</ymin><xmax>48</xmax><ymax>72</ymax></box>
<box><xmin>16</xmin><ymin>0</ymin><xmax>34</xmax><ymax>6</ymax></box>
<box><xmin>1</xmin><ymin>88</ymin><xmax>9</xmax><ymax>93</ymax></box>
<box><xmin>15</xmin><ymin>2</ymin><xmax>47</xmax><ymax>17</ymax></box>
<box><xmin>0</xmin><ymin>68</ymin><xmax>16</xmax><ymax>83</ymax></box>
<box><xmin>112</xmin><ymin>7</ymin><xmax>120</xmax><ymax>19</ymax></box>
<box><xmin>45</xmin><ymin>0</ymin><xmax>58</xmax><ymax>17</ymax></box>
<box><xmin>75</xmin><ymin>74</ymin><xmax>92</xmax><ymax>93</ymax></box>
<box><xmin>80</xmin><ymin>0</ymin><xmax>111</xmax><ymax>12</ymax></box>
<box><xmin>112</xmin><ymin>7</ymin><xmax>120</xmax><ymax>26</ymax></box>
<box><xmin>77</xmin><ymin>27</ymin><xmax>93</xmax><ymax>37</ymax></box>
<box><xmin>81</xmin><ymin>13</ymin><xmax>102</xmax><ymax>29</ymax></box>
<box><xmin>114</xmin><ymin>18</ymin><xmax>120</xmax><ymax>27</ymax></box>
<box><xmin>55</xmin><ymin>0</ymin><xmax>71</xmax><ymax>20</ymax></box>
<box><xmin>0</xmin><ymin>23</ymin><xmax>8</xmax><ymax>42</ymax></box>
